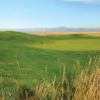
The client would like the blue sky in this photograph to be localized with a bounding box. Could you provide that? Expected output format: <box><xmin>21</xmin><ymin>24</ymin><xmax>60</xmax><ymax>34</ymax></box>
<box><xmin>0</xmin><ymin>0</ymin><xmax>100</xmax><ymax>29</ymax></box>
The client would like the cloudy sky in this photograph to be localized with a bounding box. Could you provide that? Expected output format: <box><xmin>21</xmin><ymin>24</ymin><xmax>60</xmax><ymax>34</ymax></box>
<box><xmin>0</xmin><ymin>0</ymin><xmax>100</xmax><ymax>29</ymax></box>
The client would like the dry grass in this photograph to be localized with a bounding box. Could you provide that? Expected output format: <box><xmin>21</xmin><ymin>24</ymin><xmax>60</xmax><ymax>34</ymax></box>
<box><xmin>73</xmin><ymin>68</ymin><xmax>100</xmax><ymax>100</ymax></box>
<box><xmin>16</xmin><ymin>64</ymin><xmax>100</xmax><ymax>100</ymax></box>
<box><xmin>31</xmin><ymin>32</ymin><xmax>100</xmax><ymax>36</ymax></box>
<box><xmin>0</xmin><ymin>97</ymin><xmax>3</xmax><ymax>100</ymax></box>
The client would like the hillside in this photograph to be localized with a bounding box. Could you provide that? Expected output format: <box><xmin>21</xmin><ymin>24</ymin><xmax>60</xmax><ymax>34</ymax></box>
<box><xmin>0</xmin><ymin>31</ymin><xmax>100</xmax><ymax>99</ymax></box>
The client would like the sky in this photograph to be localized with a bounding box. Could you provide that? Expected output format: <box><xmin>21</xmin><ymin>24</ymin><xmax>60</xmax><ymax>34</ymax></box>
<box><xmin>0</xmin><ymin>0</ymin><xmax>100</xmax><ymax>29</ymax></box>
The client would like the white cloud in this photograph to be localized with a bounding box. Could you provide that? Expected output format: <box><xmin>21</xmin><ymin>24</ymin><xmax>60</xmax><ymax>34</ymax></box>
<box><xmin>62</xmin><ymin>0</ymin><xmax>100</xmax><ymax>3</ymax></box>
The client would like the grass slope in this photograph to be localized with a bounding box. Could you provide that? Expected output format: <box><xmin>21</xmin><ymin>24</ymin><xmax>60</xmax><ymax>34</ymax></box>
<box><xmin>0</xmin><ymin>31</ymin><xmax>100</xmax><ymax>97</ymax></box>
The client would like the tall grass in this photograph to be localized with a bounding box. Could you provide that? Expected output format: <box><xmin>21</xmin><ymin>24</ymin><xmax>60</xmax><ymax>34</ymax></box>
<box><xmin>73</xmin><ymin>68</ymin><xmax>100</xmax><ymax>100</ymax></box>
<box><xmin>0</xmin><ymin>57</ymin><xmax>100</xmax><ymax>100</ymax></box>
<box><xmin>16</xmin><ymin>58</ymin><xmax>100</xmax><ymax>100</ymax></box>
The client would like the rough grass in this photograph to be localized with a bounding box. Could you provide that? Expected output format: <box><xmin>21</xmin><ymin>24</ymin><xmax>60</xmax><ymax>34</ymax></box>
<box><xmin>0</xmin><ymin>61</ymin><xmax>99</xmax><ymax>100</ymax></box>
<box><xmin>73</xmin><ymin>68</ymin><xmax>100</xmax><ymax>100</ymax></box>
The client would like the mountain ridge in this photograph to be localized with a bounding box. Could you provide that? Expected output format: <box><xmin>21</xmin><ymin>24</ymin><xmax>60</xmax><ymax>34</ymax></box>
<box><xmin>0</xmin><ymin>27</ymin><xmax>100</xmax><ymax>33</ymax></box>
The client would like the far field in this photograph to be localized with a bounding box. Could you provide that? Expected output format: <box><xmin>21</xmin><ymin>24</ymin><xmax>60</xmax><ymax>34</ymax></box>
<box><xmin>32</xmin><ymin>39</ymin><xmax>100</xmax><ymax>51</ymax></box>
<box><xmin>0</xmin><ymin>31</ymin><xmax>100</xmax><ymax>98</ymax></box>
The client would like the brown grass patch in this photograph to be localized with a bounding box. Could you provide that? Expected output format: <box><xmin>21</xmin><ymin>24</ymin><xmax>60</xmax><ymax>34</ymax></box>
<box><xmin>31</xmin><ymin>32</ymin><xmax>100</xmax><ymax>36</ymax></box>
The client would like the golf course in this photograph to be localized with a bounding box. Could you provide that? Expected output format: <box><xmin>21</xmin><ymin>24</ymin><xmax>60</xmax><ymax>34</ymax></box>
<box><xmin>0</xmin><ymin>31</ymin><xmax>100</xmax><ymax>99</ymax></box>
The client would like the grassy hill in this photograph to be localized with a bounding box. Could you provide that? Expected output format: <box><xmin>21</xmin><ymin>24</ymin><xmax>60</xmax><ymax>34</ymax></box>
<box><xmin>0</xmin><ymin>31</ymin><xmax>100</xmax><ymax>99</ymax></box>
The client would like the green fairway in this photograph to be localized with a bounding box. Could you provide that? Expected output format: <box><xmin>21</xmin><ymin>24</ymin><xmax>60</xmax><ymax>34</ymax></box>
<box><xmin>32</xmin><ymin>39</ymin><xmax>100</xmax><ymax>51</ymax></box>
<box><xmin>0</xmin><ymin>31</ymin><xmax>100</xmax><ymax>98</ymax></box>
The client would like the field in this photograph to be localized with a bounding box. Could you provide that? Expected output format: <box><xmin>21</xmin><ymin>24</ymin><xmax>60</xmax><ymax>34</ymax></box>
<box><xmin>32</xmin><ymin>39</ymin><xmax>100</xmax><ymax>51</ymax></box>
<box><xmin>0</xmin><ymin>31</ymin><xmax>100</xmax><ymax>99</ymax></box>
<box><xmin>33</xmin><ymin>32</ymin><xmax>100</xmax><ymax>36</ymax></box>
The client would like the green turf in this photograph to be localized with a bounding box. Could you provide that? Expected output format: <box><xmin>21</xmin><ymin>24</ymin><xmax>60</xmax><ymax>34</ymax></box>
<box><xmin>0</xmin><ymin>31</ymin><xmax>100</xmax><ymax>98</ymax></box>
<box><xmin>32</xmin><ymin>39</ymin><xmax>100</xmax><ymax>51</ymax></box>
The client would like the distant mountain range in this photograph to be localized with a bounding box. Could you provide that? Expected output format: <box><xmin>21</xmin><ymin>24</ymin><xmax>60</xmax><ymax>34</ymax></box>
<box><xmin>0</xmin><ymin>27</ymin><xmax>100</xmax><ymax>33</ymax></box>
<box><xmin>33</xmin><ymin>27</ymin><xmax>100</xmax><ymax>33</ymax></box>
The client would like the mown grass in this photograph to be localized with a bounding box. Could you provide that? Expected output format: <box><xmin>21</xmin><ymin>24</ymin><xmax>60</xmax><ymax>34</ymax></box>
<box><xmin>32</xmin><ymin>39</ymin><xmax>100</xmax><ymax>51</ymax></box>
<box><xmin>0</xmin><ymin>31</ymin><xmax>100</xmax><ymax>99</ymax></box>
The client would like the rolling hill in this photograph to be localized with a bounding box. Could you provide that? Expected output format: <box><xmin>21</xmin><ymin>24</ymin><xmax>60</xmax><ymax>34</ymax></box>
<box><xmin>0</xmin><ymin>31</ymin><xmax>100</xmax><ymax>99</ymax></box>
